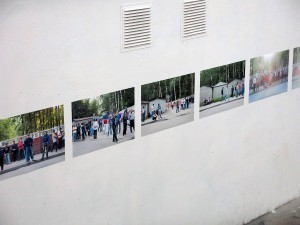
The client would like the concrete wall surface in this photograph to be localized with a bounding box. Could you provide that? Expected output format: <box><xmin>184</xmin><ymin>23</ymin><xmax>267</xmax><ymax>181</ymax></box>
<box><xmin>0</xmin><ymin>0</ymin><xmax>300</xmax><ymax>225</ymax></box>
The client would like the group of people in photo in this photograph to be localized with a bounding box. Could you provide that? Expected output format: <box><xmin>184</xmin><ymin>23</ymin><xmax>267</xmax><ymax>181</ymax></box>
<box><xmin>171</xmin><ymin>96</ymin><xmax>193</xmax><ymax>113</ymax></box>
<box><xmin>221</xmin><ymin>81</ymin><xmax>245</xmax><ymax>102</ymax></box>
<box><xmin>72</xmin><ymin>108</ymin><xmax>135</xmax><ymax>143</ymax></box>
<box><xmin>250</xmin><ymin>66</ymin><xmax>288</xmax><ymax>93</ymax></box>
<box><xmin>202</xmin><ymin>81</ymin><xmax>245</xmax><ymax>106</ymax></box>
<box><xmin>293</xmin><ymin>63</ymin><xmax>300</xmax><ymax>77</ymax></box>
<box><xmin>141</xmin><ymin>96</ymin><xmax>194</xmax><ymax>122</ymax></box>
<box><xmin>0</xmin><ymin>127</ymin><xmax>65</xmax><ymax>171</ymax></box>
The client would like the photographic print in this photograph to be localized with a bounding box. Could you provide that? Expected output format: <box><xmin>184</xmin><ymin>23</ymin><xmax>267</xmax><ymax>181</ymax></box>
<box><xmin>292</xmin><ymin>47</ymin><xmax>300</xmax><ymax>89</ymax></box>
<box><xmin>72</xmin><ymin>87</ymin><xmax>135</xmax><ymax>157</ymax></box>
<box><xmin>0</xmin><ymin>105</ymin><xmax>65</xmax><ymax>181</ymax></box>
<box><xmin>141</xmin><ymin>73</ymin><xmax>194</xmax><ymax>136</ymax></box>
<box><xmin>199</xmin><ymin>61</ymin><xmax>245</xmax><ymax>118</ymax></box>
<box><xmin>249</xmin><ymin>50</ymin><xmax>289</xmax><ymax>103</ymax></box>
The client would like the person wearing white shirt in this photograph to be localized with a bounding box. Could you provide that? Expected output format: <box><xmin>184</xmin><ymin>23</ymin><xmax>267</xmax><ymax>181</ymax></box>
<box><xmin>129</xmin><ymin>111</ymin><xmax>135</xmax><ymax>133</ymax></box>
<box><xmin>93</xmin><ymin>120</ymin><xmax>99</xmax><ymax>139</ymax></box>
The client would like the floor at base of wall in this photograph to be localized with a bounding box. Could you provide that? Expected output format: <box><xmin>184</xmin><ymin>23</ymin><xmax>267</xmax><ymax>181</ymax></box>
<box><xmin>246</xmin><ymin>197</ymin><xmax>300</xmax><ymax>225</ymax></box>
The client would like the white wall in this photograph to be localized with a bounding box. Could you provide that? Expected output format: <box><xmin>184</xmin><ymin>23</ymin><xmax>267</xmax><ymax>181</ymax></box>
<box><xmin>0</xmin><ymin>0</ymin><xmax>300</xmax><ymax>225</ymax></box>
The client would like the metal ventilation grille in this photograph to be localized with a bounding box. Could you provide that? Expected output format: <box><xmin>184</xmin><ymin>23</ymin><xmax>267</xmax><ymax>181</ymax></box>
<box><xmin>122</xmin><ymin>4</ymin><xmax>152</xmax><ymax>51</ymax></box>
<box><xmin>182</xmin><ymin>0</ymin><xmax>206</xmax><ymax>39</ymax></box>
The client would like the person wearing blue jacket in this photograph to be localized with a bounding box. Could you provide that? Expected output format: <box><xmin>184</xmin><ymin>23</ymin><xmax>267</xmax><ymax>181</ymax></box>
<box><xmin>41</xmin><ymin>131</ymin><xmax>50</xmax><ymax>160</ymax></box>
<box><xmin>24</xmin><ymin>134</ymin><xmax>34</xmax><ymax>164</ymax></box>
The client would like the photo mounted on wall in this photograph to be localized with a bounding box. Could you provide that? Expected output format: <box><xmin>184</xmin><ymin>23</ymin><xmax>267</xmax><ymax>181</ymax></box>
<box><xmin>292</xmin><ymin>47</ymin><xmax>300</xmax><ymax>89</ymax></box>
<box><xmin>141</xmin><ymin>73</ymin><xmax>194</xmax><ymax>137</ymax></box>
<box><xmin>0</xmin><ymin>105</ymin><xmax>65</xmax><ymax>181</ymax></box>
<box><xmin>199</xmin><ymin>60</ymin><xmax>245</xmax><ymax>118</ymax></box>
<box><xmin>249</xmin><ymin>50</ymin><xmax>289</xmax><ymax>103</ymax></box>
<box><xmin>72</xmin><ymin>87</ymin><xmax>135</xmax><ymax>157</ymax></box>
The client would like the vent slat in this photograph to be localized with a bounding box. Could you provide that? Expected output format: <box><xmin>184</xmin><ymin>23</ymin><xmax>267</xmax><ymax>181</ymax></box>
<box><xmin>184</xmin><ymin>28</ymin><xmax>206</xmax><ymax>35</ymax></box>
<box><xmin>124</xmin><ymin>35</ymin><xmax>151</xmax><ymax>43</ymax></box>
<box><xmin>184</xmin><ymin>26</ymin><xmax>206</xmax><ymax>33</ymax></box>
<box><xmin>184</xmin><ymin>9</ymin><xmax>206</xmax><ymax>14</ymax></box>
<box><xmin>182</xmin><ymin>0</ymin><xmax>207</xmax><ymax>39</ymax></box>
<box><xmin>184</xmin><ymin>2</ymin><xmax>206</xmax><ymax>8</ymax></box>
<box><xmin>183</xmin><ymin>25</ymin><xmax>206</xmax><ymax>32</ymax></box>
<box><xmin>124</xmin><ymin>8</ymin><xmax>150</xmax><ymax>14</ymax></box>
<box><xmin>184</xmin><ymin>28</ymin><xmax>206</xmax><ymax>36</ymax></box>
<box><xmin>124</xmin><ymin>32</ymin><xmax>150</xmax><ymax>39</ymax></box>
<box><xmin>124</xmin><ymin>13</ymin><xmax>150</xmax><ymax>19</ymax></box>
<box><xmin>124</xmin><ymin>29</ymin><xmax>150</xmax><ymax>37</ymax></box>
<box><xmin>124</xmin><ymin>11</ymin><xmax>151</xmax><ymax>16</ymax></box>
<box><xmin>184</xmin><ymin>15</ymin><xmax>206</xmax><ymax>22</ymax></box>
<box><xmin>184</xmin><ymin>4</ymin><xmax>206</xmax><ymax>9</ymax></box>
<box><xmin>184</xmin><ymin>8</ymin><xmax>206</xmax><ymax>15</ymax></box>
<box><xmin>122</xmin><ymin>4</ymin><xmax>152</xmax><ymax>51</ymax></box>
<box><xmin>124</xmin><ymin>27</ymin><xmax>151</xmax><ymax>34</ymax></box>
<box><xmin>124</xmin><ymin>15</ymin><xmax>150</xmax><ymax>22</ymax></box>
<box><xmin>184</xmin><ymin>20</ymin><xmax>206</xmax><ymax>27</ymax></box>
<box><xmin>184</xmin><ymin>12</ymin><xmax>206</xmax><ymax>18</ymax></box>
<box><xmin>184</xmin><ymin>0</ymin><xmax>206</xmax><ymax>6</ymax></box>
<box><xmin>124</xmin><ymin>21</ymin><xmax>151</xmax><ymax>28</ymax></box>
<box><xmin>124</xmin><ymin>41</ymin><xmax>151</xmax><ymax>49</ymax></box>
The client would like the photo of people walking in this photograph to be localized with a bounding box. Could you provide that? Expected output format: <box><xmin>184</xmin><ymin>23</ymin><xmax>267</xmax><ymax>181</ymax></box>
<box><xmin>141</xmin><ymin>73</ymin><xmax>194</xmax><ymax>136</ymax></box>
<box><xmin>199</xmin><ymin>61</ymin><xmax>245</xmax><ymax>118</ymax></box>
<box><xmin>72</xmin><ymin>87</ymin><xmax>135</xmax><ymax>157</ymax></box>
<box><xmin>0</xmin><ymin>105</ymin><xmax>65</xmax><ymax>181</ymax></box>
<box><xmin>249</xmin><ymin>50</ymin><xmax>289</xmax><ymax>103</ymax></box>
<box><xmin>292</xmin><ymin>47</ymin><xmax>300</xmax><ymax>89</ymax></box>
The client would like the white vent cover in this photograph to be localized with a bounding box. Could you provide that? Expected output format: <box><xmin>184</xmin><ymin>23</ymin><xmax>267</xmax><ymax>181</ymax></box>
<box><xmin>182</xmin><ymin>0</ymin><xmax>207</xmax><ymax>40</ymax></box>
<box><xmin>121</xmin><ymin>4</ymin><xmax>152</xmax><ymax>51</ymax></box>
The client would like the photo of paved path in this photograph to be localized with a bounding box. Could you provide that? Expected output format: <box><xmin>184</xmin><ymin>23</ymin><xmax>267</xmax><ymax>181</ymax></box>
<box><xmin>199</xmin><ymin>61</ymin><xmax>245</xmax><ymax>118</ymax></box>
<box><xmin>0</xmin><ymin>149</ymin><xmax>64</xmax><ymax>181</ymax></box>
<box><xmin>141</xmin><ymin>73</ymin><xmax>194</xmax><ymax>136</ymax></box>
<box><xmin>142</xmin><ymin>103</ymin><xmax>194</xmax><ymax>136</ymax></box>
<box><xmin>72</xmin><ymin>87</ymin><xmax>135</xmax><ymax>157</ymax></box>
<box><xmin>249</xmin><ymin>50</ymin><xmax>289</xmax><ymax>103</ymax></box>
<box><xmin>249</xmin><ymin>81</ymin><xmax>287</xmax><ymax>103</ymax></box>
<box><xmin>73</xmin><ymin>128</ymin><xmax>134</xmax><ymax>157</ymax></box>
<box><xmin>200</xmin><ymin>97</ymin><xmax>243</xmax><ymax>118</ymax></box>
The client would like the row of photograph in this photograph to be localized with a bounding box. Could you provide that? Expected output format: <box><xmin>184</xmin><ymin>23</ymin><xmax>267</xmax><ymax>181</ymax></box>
<box><xmin>0</xmin><ymin>47</ymin><xmax>299</xmax><ymax>180</ymax></box>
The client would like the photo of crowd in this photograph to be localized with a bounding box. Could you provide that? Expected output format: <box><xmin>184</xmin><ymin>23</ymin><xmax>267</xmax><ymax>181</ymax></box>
<box><xmin>141</xmin><ymin>73</ymin><xmax>194</xmax><ymax>136</ymax></box>
<box><xmin>249</xmin><ymin>50</ymin><xmax>289</xmax><ymax>103</ymax></box>
<box><xmin>292</xmin><ymin>47</ymin><xmax>300</xmax><ymax>89</ymax></box>
<box><xmin>0</xmin><ymin>105</ymin><xmax>65</xmax><ymax>180</ymax></box>
<box><xmin>72</xmin><ymin>87</ymin><xmax>135</xmax><ymax>157</ymax></box>
<box><xmin>199</xmin><ymin>61</ymin><xmax>245</xmax><ymax>118</ymax></box>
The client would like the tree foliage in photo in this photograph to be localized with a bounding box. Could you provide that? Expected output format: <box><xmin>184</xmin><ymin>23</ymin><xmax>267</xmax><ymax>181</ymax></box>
<box><xmin>293</xmin><ymin>47</ymin><xmax>300</xmax><ymax>64</ymax></box>
<box><xmin>141</xmin><ymin>74</ymin><xmax>194</xmax><ymax>102</ymax></box>
<box><xmin>200</xmin><ymin>61</ymin><xmax>245</xmax><ymax>87</ymax></box>
<box><xmin>72</xmin><ymin>88</ymin><xmax>134</xmax><ymax>120</ymax></box>
<box><xmin>250</xmin><ymin>50</ymin><xmax>289</xmax><ymax>75</ymax></box>
<box><xmin>0</xmin><ymin>105</ymin><xmax>64</xmax><ymax>142</ymax></box>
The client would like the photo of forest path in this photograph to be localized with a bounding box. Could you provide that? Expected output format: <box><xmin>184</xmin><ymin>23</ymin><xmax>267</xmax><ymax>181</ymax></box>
<box><xmin>141</xmin><ymin>74</ymin><xmax>194</xmax><ymax>136</ymax></box>
<box><xmin>0</xmin><ymin>105</ymin><xmax>65</xmax><ymax>181</ymax></box>
<box><xmin>249</xmin><ymin>50</ymin><xmax>289</xmax><ymax>103</ymax></box>
<box><xmin>200</xmin><ymin>61</ymin><xmax>245</xmax><ymax>118</ymax></box>
<box><xmin>292</xmin><ymin>47</ymin><xmax>300</xmax><ymax>89</ymax></box>
<box><xmin>72</xmin><ymin>87</ymin><xmax>135</xmax><ymax>157</ymax></box>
